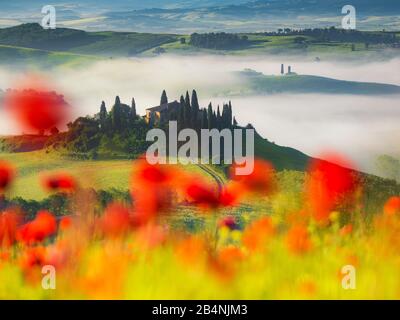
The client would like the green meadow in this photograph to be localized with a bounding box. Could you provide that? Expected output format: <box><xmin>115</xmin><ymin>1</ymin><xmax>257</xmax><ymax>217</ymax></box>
<box><xmin>0</xmin><ymin>151</ymin><xmax>225</xmax><ymax>201</ymax></box>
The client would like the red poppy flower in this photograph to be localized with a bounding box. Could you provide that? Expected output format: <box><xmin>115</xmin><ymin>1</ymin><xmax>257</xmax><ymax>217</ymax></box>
<box><xmin>285</xmin><ymin>224</ymin><xmax>312</xmax><ymax>255</ymax></box>
<box><xmin>186</xmin><ymin>182</ymin><xmax>220</xmax><ymax>208</ymax></box>
<box><xmin>134</xmin><ymin>160</ymin><xmax>179</xmax><ymax>185</ymax></box>
<box><xmin>130</xmin><ymin>160</ymin><xmax>180</xmax><ymax>222</ymax></box>
<box><xmin>4</xmin><ymin>87</ymin><xmax>70</xmax><ymax>132</ymax></box>
<box><xmin>101</xmin><ymin>203</ymin><xmax>131</xmax><ymax>237</ymax></box>
<box><xmin>242</xmin><ymin>217</ymin><xmax>275</xmax><ymax>251</ymax></box>
<box><xmin>59</xmin><ymin>216</ymin><xmax>73</xmax><ymax>231</ymax></box>
<box><xmin>19</xmin><ymin>246</ymin><xmax>47</xmax><ymax>270</ymax></box>
<box><xmin>230</xmin><ymin>159</ymin><xmax>276</xmax><ymax>195</ymax></box>
<box><xmin>306</xmin><ymin>153</ymin><xmax>358</xmax><ymax>223</ymax></box>
<box><xmin>42</xmin><ymin>173</ymin><xmax>77</xmax><ymax>193</ymax></box>
<box><xmin>0</xmin><ymin>210</ymin><xmax>21</xmax><ymax>247</ymax></box>
<box><xmin>383</xmin><ymin>196</ymin><xmax>400</xmax><ymax>216</ymax></box>
<box><xmin>0</xmin><ymin>161</ymin><xmax>14</xmax><ymax>193</ymax></box>
<box><xmin>18</xmin><ymin>211</ymin><xmax>57</xmax><ymax>244</ymax></box>
<box><xmin>132</xmin><ymin>186</ymin><xmax>174</xmax><ymax>225</ymax></box>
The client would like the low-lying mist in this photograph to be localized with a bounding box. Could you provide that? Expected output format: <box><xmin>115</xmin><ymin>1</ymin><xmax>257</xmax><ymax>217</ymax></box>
<box><xmin>1</xmin><ymin>54</ymin><xmax>400</xmax><ymax>175</ymax></box>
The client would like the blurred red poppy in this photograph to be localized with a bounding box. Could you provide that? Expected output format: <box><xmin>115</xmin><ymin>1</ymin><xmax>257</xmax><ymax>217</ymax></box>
<box><xmin>137</xmin><ymin>162</ymin><xmax>171</xmax><ymax>184</ymax></box>
<box><xmin>101</xmin><ymin>203</ymin><xmax>131</xmax><ymax>237</ymax></box>
<box><xmin>186</xmin><ymin>182</ymin><xmax>220</xmax><ymax>209</ymax></box>
<box><xmin>0</xmin><ymin>161</ymin><xmax>15</xmax><ymax>193</ymax></box>
<box><xmin>18</xmin><ymin>211</ymin><xmax>57</xmax><ymax>244</ymax></box>
<box><xmin>42</xmin><ymin>173</ymin><xmax>77</xmax><ymax>193</ymax></box>
<box><xmin>4</xmin><ymin>88</ymin><xmax>70</xmax><ymax>133</ymax></box>
<box><xmin>132</xmin><ymin>186</ymin><xmax>174</xmax><ymax>225</ymax></box>
<box><xmin>306</xmin><ymin>153</ymin><xmax>358</xmax><ymax>223</ymax></box>
<box><xmin>242</xmin><ymin>217</ymin><xmax>275</xmax><ymax>251</ymax></box>
<box><xmin>19</xmin><ymin>246</ymin><xmax>47</xmax><ymax>270</ymax></box>
<box><xmin>0</xmin><ymin>210</ymin><xmax>21</xmax><ymax>247</ymax></box>
<box><xmin>285</xmin><ymin>224</ymin><xmax>312</xmax><ymax>255</ymax></box>
<box><xmin>230</xmin><ymin>159</ymin><xmax>276</xmax><ymax>195</ymax></box>
<box><xmin>383</xmin><ymin>196</ymin><xmax>400</xmax><ymax>216</ymax></box>
<box><xmin>59</xmin><ymin>216</ymin><xmax>73</xmax><ymax>231</ymax></box>
<box><xmin>130</xmin><ymin>160</ymin><xmax>180</xmax><ymax>223</ymax></box>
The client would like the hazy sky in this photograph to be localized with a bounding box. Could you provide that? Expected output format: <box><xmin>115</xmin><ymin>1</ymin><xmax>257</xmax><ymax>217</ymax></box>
<box><xmin>1</xmin><ymin>55</ymin><xmax>400</xmax><ymax>174</ymax></box>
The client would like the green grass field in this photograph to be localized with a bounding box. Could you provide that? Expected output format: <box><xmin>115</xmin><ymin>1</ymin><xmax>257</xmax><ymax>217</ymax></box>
<box><xmin>0</xmin><ymin>44</ymin><xmax>99</xmax><ymax>68</ymax></box>
<box><xmin>0</xmin><ymin>151</ymin><xmax>226</xmax><ymax>200</ymax></box>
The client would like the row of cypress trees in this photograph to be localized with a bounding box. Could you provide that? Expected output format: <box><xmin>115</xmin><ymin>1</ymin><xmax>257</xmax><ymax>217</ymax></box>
<box><xmin>97</xmin><ymin>89</ymin><xmax>238</xmax><ymax>133</ymax></box>
<box><xmin>161</xmin><ymin>89</ymin><xmax>237</xmax><ymax>131</ymax></box>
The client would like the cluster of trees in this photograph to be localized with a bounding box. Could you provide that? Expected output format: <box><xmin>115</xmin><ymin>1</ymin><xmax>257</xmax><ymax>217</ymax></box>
<box><xmin>160</xmin><ymin>89</ymin><xmax>236</xmax><ymax>131</ymax></box>
<box><xmin>190</xmin><ymin>32</ymin><xmax>249</xmax><ymax>50</ymax></box>
<box><xmin>48</xmin><ymin>89</ymin><xmax>237</xmax><ymax>158</ymax></box>
<box><xmin>48</xmin><ymin>96</ymin><xmax>149</xmax><ymax>158</ymax></box>
<box><xmin>263</xmin><ymin>27</ymin><xmax>398</xmax><ymax>45</ymax></box>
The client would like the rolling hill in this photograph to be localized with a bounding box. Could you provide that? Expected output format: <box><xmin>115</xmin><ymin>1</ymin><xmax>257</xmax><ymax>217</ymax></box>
<box><xmin>0</xmin><ymin>23</ymin><xmax>177</xmax><ymax>57</ymax></box>
<box><xmin>0</xmin><ymin>24</ymin><xmax>399</xmax><ymax>68</ymax></box>
<box><xmin>229</xmin><ymin>69</ymin><xmax>400</xmax><ymax>95</ymax></box>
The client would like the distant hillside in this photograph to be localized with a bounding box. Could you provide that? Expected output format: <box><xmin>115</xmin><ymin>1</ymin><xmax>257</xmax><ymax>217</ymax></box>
<box><xmin>0</xmin><ymin>44</ymin><xmax>97</xmax><ymax>68</ymax></box>
<box><xmin>254</xmin><ymin>130</ymin><xmax>309</xmax><ymax>171</ymax></box>
<box><xmin>230</xmin><ymin>69</ymin><xmax>400</xmax><ymax>95</ymax></box>
<box><xmin>0</xmin><ymin>23</ymin><xmax>176</xmax><ymax>56</ymax></box>
<box><xmin>0</xmin><ymin>24</ymin><xmax>399</xmax><ymax>68</ymax></box>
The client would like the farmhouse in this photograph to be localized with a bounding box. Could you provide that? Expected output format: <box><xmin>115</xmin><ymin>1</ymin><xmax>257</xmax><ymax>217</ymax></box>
<box><xmin>145</xmin><ymin>100</ymin><xmax>180</xmax><ymax>125</ymax></box>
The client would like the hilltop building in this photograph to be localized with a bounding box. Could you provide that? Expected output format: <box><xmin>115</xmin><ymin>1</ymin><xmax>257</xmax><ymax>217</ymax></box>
<box><xmin>145</xmin><ymin>100</ymin><xmax>180</xmax><ymax>125</ymax></box>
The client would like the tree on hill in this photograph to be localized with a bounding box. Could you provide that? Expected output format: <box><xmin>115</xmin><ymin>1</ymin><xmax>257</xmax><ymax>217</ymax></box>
<box><xmin>191</xmin><ymin>89</ymin><xmax>200</xmax><ymax>128</ymax></box>
<box><xmin>131</xmin><ymin>98</ymin><xmax>136</xmax><ymax>120</ymax></box>
<box><xmin>99</xmin><ymin>101</ymin><xmax>107</xmax><ymax>131</ymax></box>
<box><xmin>207</xmin><ymin>103</ymin><xmax>213</xmax><ymax>130</ymax></box>
<box><xmin>160</xmin><ymin>90</ymin><xmax>168</xmax><ymax>105</ymax></box>
<box><xmin>184</xmin><ymin>91</ymin><xmax>192</xmax><ymax>128</ymax></box>
<box><xmin>178</xmin><ymin>95</ymin><xmax>185</xmax><ymax>130</ymax></box>
<box><xmin>200</xmin><ymin>109</ymin><xmax>208</xmax><ymax>129</ymax></box>
<box><xmin>111</xmin><ymin>96</ymin><xmax>122</xmax><ymax>130</ymax></box>
<box><xmin>217</xmin><ymin>105</ymin><xmax>222</xmax><ymax>130</ymax></box>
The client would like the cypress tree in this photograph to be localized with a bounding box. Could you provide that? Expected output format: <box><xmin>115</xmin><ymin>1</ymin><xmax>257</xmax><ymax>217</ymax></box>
<box><xmin>212</xmin><ymin>111</ymin><xmax>217</xmax><ymax>129</ymax></box>
<box><xmin>184</xmin><ymin>91</ymin><xmax>192</xmax><ymax>128</ymax></box>
<box><xmin>228</xmin><ymin>101</ymin><xmax>233</xmax><ymax>128</ymax></box>
<box><xmin>191</xmin><ymin>89</ymin><xmax>200</xmax><ymax>127</ymax></box>
<box><xmin>200</xmin><ymin>109</ymin><xmax>208</xmax><ymax>129</ymax></box>
<box><xmin>131</xmin><ymin>97</ymin><xmax>136</xmax><ymax>119</ymax></box>
<box><xmin>160</xmin><ymin>90</ymin><xmax>168</xmax><ymax>105</ymax></box>
<box><xmin>217</xmin><ymin>105</ymin><xmax>221</xmax><ymax>130</ymax></box>
<box><xmin>185</xmin><ymin>91</ymin><xmax>191</xmax><ymax>108</ymax></box>
<box><xmin>111</xmin><ymin>96</ymin><xmax>122</xmax><ymax>130</ymax></box>
<box><xmin>207</xmin><ymin>103</ymin><xmax>213</xmax><ymax>130</ymax></box>
<box><xmin>99</xmin><ymin>101</ymin><xmax>107</xmax><ymax>131</ymax></box>
<box><xmin>221</xmin><ymin>104</ymin><xmax>229</xmax><ymax>129</ymax></box>
<box><xmin>178</xmin><ymin>95</ymin><xmax>185</xmax><ymax>129</ymax></box>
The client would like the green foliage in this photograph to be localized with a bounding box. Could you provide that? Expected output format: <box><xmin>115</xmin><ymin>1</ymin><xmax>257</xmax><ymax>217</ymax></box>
<box><xmin>190</xmin><ymin>32</ymin><xmax>250</xmax><ymax>50</ymax></box>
